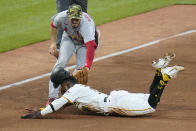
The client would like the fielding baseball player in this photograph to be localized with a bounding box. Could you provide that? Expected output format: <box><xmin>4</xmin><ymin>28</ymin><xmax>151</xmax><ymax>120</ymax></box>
<box><xmin>21</xmin><ymin>53</ymin><xmax>185</xmax><ymax>119</ymax></box>
<box><xmin>47</xmin><ymin>4</ymin><xmax>100</xmax><ymax>105</ymax></box>
<box><xmin>56</xmin><ymin>0</ymin><xmax>88</xmax><ymax>49</ymax></box>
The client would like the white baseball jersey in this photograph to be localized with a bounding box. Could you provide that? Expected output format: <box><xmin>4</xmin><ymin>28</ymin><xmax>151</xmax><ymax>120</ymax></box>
<box><xmin>63</xmin><ymin>84</ymin><xmax>108</xmax><ymax>114</ymax></box>
<box><xmin>52</xmin><ymin>11</ymin><xmax>96</xmax><ymax>45</ymax></box>
<box><xmin>63</xmin><ymin>84</ymin><xmax>156</xmax><ymax>116</ymax></box>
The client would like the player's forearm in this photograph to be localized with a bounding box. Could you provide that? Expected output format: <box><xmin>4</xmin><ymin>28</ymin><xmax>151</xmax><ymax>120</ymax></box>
<box><xmin>50</xmin><ymin>24</ymin><xmax>57</xmax><ymax>45</ymax></box>
<box><xmin>41</xmin><ymin>97</ymin><xmax>68</xmax><ymax>116</ymax></box>
<box><xmin>85</xmin><ymin>40</ymin><xmax>97</xmax><ymax>69</ymax></box>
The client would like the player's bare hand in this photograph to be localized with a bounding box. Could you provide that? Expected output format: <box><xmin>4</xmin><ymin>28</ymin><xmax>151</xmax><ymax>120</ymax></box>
<box><xmin>49</xmin><ymin>43</ymin><xmax>59</xmax><ymax>58</ymax></box>
<box><xmin>49</xmin><ymin>43</ymin><xmax>56</xmax><ymax>54</ymax></box>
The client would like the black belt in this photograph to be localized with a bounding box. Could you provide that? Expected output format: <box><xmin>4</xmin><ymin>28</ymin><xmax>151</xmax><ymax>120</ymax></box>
<box><xmin>104</xmin><ymin>97</ymin><xmax>108</xmax><ymax>102</ymax></box>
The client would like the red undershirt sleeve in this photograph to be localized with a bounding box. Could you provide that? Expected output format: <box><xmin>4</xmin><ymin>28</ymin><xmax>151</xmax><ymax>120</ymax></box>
<box><xmin>50</xmin><ymin>22</ymin><xmax>57</xmax><ymax>28</ymax></box>
<box><xmin>85</xmin><ymin>40</ymin><xmax>97</xmax><ymax>69</ymax></box>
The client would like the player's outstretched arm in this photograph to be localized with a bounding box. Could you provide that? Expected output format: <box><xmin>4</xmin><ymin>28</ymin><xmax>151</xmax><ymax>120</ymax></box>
<box><xmin>21</xmin><ymin>97</ymin><xmax>69</xmax><ymax>119</ymax></box>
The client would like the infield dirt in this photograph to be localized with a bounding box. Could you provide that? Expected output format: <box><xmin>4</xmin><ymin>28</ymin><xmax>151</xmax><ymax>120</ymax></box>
<box><xmin>0</xmin><ymin>5</ymin><xmax>196</xmax><ymax>131</ymax></box>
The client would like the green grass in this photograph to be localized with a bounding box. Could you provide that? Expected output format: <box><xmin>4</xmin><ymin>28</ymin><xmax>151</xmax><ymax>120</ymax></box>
<box><xmin>0</xmin><ymin>0</ymin><xmax>196</xmax><ymax>53</ymax></box>
<box><xmin>89</xmin><ymin>0</ymin><xmax>196</xmax><ymax>25</ymax></box>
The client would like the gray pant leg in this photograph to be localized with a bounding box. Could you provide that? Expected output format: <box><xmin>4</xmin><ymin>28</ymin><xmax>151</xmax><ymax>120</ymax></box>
<box><xmin>75</xmin><ymin>45</ymin><xmax>87</xmax><ymax>69</ymax></box>
<box><xmin>56</xmin><ymin>0</ymin><xmax>70</xmax><ymax>49</ymax></box>
<box><xmin>48</xmin><ymin>80</ymin><xmax>60</xmax><ymax>99</ymax></box>
<box><xmin>49</xmin><ymin>34</ymin><xmax>75</xmax><ymax>98</ymax></box>
<box><xmin>54</xmin><ymin>35</ymin><xmax>75</xmax><ymax>69</ymax></box>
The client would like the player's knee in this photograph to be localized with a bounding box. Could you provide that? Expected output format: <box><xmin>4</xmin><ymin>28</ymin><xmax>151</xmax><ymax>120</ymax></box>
<box><xmin>148</xmin><ymin>95</ymin><xmax>159</xmax><ymax>109</ymax></box>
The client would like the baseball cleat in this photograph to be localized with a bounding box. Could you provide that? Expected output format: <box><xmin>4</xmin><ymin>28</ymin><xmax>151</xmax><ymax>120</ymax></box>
<box><xmin>161</xmin><ymin>65</ymin><xmax>184</xmax><ymax>79</ymax></box>
<box><xmin>152</xmin><ymin>52</ymin><xmax>176</xmax><ymax>69</ymax></box>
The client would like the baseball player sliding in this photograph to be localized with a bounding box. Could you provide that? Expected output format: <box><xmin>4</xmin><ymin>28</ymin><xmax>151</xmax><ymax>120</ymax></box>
<box><xmin>48</xmin><ymin>4</ymin><xmax>100</xmax><ymax>105</ymax></box>
<box><xmin>21</xmin><ymin>53</ymin><xmax>184</xmax><ymax>118</ymax></box>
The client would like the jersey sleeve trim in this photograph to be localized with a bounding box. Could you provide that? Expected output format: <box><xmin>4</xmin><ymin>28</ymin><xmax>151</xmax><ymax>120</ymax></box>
<box><xmin>62</xmin><ymin>96</ymin><xmax>73</xmax><ymax>103</ymax></box>
<box><xmin>50</xmin><ymin>22</ymin><xmax>57</xmax><ymax>28</ymax></box>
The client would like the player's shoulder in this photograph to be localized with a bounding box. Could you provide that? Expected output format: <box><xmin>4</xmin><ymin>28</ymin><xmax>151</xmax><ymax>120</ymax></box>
<box><xmin>68</xmin><ymin>84</ymin><xmax>94</xmax><ymax>96</ymax></box>
<box><xmin>58</xmin><ymin>10</ymin><xmax>68</xmax><ymax>15</ymax></box>
<box><xmin>71</xmin><ymin>84</ymin><xmax>90</xmax><ymax>91</ymax></box>
<box><xmin>81</xmin><ymin>12</ymin><xmax>94</xmax><ymax>24</ymax></box>
<box><xmin>54</xmin><ymin>10</ymin><xmax>68</xmax><ymax>19</ymax></box>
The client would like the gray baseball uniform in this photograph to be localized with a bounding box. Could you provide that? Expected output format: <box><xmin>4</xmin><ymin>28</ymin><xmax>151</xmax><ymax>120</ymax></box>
<box><xmin>49</xmin><ymin>11</ymin><xmax>96</xmax><ymax>99</ymax></box>
<box><xmin>56</xmin><ymin>0</ymin><xmax>88</xmax><ymax>48</ymax></box>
